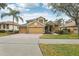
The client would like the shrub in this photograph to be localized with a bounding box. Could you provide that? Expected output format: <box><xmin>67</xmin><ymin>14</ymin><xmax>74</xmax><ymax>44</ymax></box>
<box><xmin>7</xmin><ymin>30</ymin><xmax>19</xmax><ymax>34</ymax></box>
<box><xmin>57</xmin><ymin>29</ymin><xmax>70</xmax><ymax>34</ymax></box>
<box><xmin>14</xmin><ymin>31</ymin><xmax>19</xmax><ymax>34</ymax></box>
<box><xmin>0</xmin><ymin>30</ymin><xmax>6</xmax><ymax>33</ymax></box>
<box><xmin>0</xmin><ymin>30</ymin><xmax>19</xmax><ymax>34</ymax></box>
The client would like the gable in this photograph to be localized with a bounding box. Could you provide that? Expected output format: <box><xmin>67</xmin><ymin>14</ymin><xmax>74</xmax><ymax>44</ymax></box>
<box><xmin>27</xmin><ymin>21</ymin><xmax>45</xmax><ymax>27</ymax></box>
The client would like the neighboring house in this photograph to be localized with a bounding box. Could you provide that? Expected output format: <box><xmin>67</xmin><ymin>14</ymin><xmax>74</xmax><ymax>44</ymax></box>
<box><xmin>0</xmin><ymin>21</ymin><xmax>19</xmax><ymax>31</ymax></box>
<box><xmin>60</xmin><ymin>20</ymin><xmax>78</xmax><ymax>34</ymax></box>
<box><xmin>19</xmin><ymin>16</ymin><xmax>59</xmax><ymax>34</ymax></box>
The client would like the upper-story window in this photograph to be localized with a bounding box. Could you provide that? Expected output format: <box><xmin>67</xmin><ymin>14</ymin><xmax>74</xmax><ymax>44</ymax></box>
<box><xmin>39</xmin><ymin>19</ymin><xmax>43</xmax><ymax>23</ymax></box>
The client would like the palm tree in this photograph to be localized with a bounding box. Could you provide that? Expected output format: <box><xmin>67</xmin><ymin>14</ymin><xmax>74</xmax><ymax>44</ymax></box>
<box><xmin>1</xmin><ymin>7</ymin><xmax>23</xmax><ymax>32</ymax></box>
<box><xmin>0</xmin><ymin>3</ymin><xmax>7</xmax><ymax>10</ymax></box>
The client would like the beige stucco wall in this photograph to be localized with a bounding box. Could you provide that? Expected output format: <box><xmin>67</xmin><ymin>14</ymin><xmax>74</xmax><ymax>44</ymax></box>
<box><xmin>67</xmin><ymin>26</ymin><xmax>78</xmax><ymax>34</ymax></box>
<box><xmin>28</xmin><ymin>22</ymin><xmax>44</xmax><ymax>28</ymax></box>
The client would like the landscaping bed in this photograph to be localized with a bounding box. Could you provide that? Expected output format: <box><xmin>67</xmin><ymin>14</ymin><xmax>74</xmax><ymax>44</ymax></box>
<box><xmin>40</xmin><ymin>44</ymin><xmax>79</xmax><ymax>56</ymax></box>
<box><xmin>40</xmin><ymin>34</ymin><xmax>79</xmax><ymax>39</ymax></box>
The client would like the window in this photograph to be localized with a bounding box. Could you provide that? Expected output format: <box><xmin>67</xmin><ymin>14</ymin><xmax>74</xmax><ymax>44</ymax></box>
<box><xmin>7</xmin><ymin>24</ymin><xmax>9</xmax><ymax>29</ymax></box>
<box><xmin>39</xmin><ymin>19</ymin><xmax>43</xmax><ymax>23</ymax></box>
<box><xmin>74</xmin><ymin>29</ymin><xmax>77</xmax><ymax>30</ymax></box>
<box><xmin>3</xmin><ymin>24</ymin><xmax>5</xmax><ymax>29</ymax></box>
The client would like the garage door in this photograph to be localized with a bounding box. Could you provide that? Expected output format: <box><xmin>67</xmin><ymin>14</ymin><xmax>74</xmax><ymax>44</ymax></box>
<box><xmin>19</xmin><ymin>27</ymin><xmax>27</xmax><ymax>33</ymax></box>
<box><xmin>28</xmin><ymin>27</ymin><xmax>44</xmax><ymax>34</ymax></box>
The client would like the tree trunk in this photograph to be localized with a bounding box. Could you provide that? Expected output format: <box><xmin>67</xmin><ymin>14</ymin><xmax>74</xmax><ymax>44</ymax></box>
<box><xmin>17</xmin><ymin>21</ymin><xmax>19</xmax><ymax>33</ymax></box>
<box><xmin>77</xmin><ymin>23</ymin><xmax>79</xmax><ymax>38</ymax></box>
<box><xmin>13</xmin><ymin>16</ymin><xmax>15</xmax><ymax>33</ymax></box>
<box><xmin>63</xmin><ymin>19</ymin><xmax>65</xmax><ymax>29</ymax></box>
<box><xmin>75</xmin><ymin>19</ymin><xmax>79</xmax><ymax>38</ymax></box>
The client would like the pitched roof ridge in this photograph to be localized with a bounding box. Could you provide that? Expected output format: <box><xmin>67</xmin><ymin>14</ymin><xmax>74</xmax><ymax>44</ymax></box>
<box><xmin>0</xmin><ymin>21</ymin><xmax>19</xmax><ymax>25</ymax></box>
<box><xmin>27</xmin><ymin>20</ymin><xmax>45</xmax><ymax>26</ymax></box>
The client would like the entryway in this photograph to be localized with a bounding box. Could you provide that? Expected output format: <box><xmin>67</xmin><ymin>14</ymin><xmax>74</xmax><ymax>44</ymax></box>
<box><xmin>45</xmin><ymin>25</ymin><xmax>53</xmax><ymax>34</ymax></box>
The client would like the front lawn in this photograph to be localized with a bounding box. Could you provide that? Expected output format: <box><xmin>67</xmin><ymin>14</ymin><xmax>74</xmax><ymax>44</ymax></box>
<box><xmin>40</xmin><ymin>34</ymin><xmax>79</xmax><ymax>39</ymax></box>
<box><xmin>40</xmin><ymin>44</ymin><xmax>79</xmax><ymax>56</ymax></box>
<box><xmin>0</xmin><ymin>33</ymin><xmax>9</xmax><ymax>37</ymax></box>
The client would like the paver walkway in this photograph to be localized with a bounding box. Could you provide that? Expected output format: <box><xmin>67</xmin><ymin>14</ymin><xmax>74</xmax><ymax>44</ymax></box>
<box><xmin>0</xmin><ymin>34</ymin><xmax>42</xmax><ymax>56</ymax></box>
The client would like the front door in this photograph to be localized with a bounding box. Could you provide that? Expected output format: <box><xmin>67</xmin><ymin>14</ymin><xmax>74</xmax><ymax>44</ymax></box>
<box><xmin>45</xmin><ymin>25</ymin><xmax>52</xmax><ymax>34</ymax></box>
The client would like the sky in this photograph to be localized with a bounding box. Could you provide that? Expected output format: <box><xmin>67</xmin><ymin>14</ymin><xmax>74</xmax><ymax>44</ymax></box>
<box><xmin>0</xmin><ymin>3</ymin><xmax>70</xmax><ymax>24</ymax></box>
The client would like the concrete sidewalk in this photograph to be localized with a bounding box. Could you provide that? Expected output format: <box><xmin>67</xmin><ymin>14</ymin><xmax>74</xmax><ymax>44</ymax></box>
<box><xmin>39</xmin><ymin>39</ymin><xmax>79</xmax><ymax>44</ymax></box>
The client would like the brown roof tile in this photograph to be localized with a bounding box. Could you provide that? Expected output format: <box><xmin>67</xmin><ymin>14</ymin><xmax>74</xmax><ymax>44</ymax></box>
<box><xmin>0</xmin><ymin>21</ymin><xmax>19</xmax><ymax>26</ymax></box>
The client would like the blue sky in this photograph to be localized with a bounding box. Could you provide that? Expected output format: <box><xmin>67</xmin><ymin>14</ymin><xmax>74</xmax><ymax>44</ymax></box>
<box><xmin>0</xmin><ymin>3</ymin><xmax>70</xmax><ymax>24</ymax></box>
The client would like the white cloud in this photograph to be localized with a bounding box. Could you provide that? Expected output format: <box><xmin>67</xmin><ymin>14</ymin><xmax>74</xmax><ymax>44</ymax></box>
<box><xmin>8</xmin><ymin>4</ymin><xmax>17</xmax><ymax>9</ymax></box>
<box><xmin>25</xmin><ymin>3</ymin><xmax>40</xmax><ymax>7</ymax></box>
<box><xmin>26</xmin><ymin>9</ymin><xmax>30</xmax><ymax>11</ymax></box>
<box><xmin>42</xmin><ymin>3</ymin><xmax>52</xmax><ymax>9</ymax></box>
<box><xmin>17</xmin><ymin>4</ymin><xmax>26</xmax><ymax>8</ymax></box>
<box><xmin>17</xmin><ymin>3</ymin><xmax>40</xmax><ymax>8</ymax></box>
<box><xmin>0</xmin><ymin>3</ymin><xmax>70</xmax><ymax>24</ymax></box>
<box><xmin>0</xmin><ymin>8</ymin><xmax>9</xmax><ymax>13</ymax></box>
<box><xmin>6</xmin><ymin>3</ymin><xmax>40</xmax><ymax>13</ymax></box>
<box><xmin>19</xmin><ymin>12</ymin><xmax>54</xmax><ymax>24</ymax></box>
<box><xmin>0</xmin><ymin>12</ymin><xmax>70</xmax><ymax>24</ymax></box>
<box><xmin>19</xmin><ymin>12</ymin><xmax>70</xmax><ymax>24</ymax></box>
<box><xmin>7</xmin><ymin>4</ymin><xmax>25</xmax><ymax>13</ymax></box>
<box><xmin>42</xmin><ymin>3</ymin><xmax>49</xmax><ymax>9</ymax></box>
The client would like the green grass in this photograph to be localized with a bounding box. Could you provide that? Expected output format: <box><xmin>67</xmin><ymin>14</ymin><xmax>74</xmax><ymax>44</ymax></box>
<box><xmin>0</xmin><ymin>33</ymin><xmax>9</xmax><ymax>37</ymax></box>
<box><xmin>40</xmin><ymin>44</ymin><xmax>79</xmax><ymax>56</ymax></box>
<box><xmin>40</xmin><ymin>34</ymin><xmax>79</xmax><ymax>39</ymax></box>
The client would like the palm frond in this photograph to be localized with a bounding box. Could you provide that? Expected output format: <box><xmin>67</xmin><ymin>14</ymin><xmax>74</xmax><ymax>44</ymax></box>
<box><xmin>7</xmin><ymin>7</ymin><xmax>20</xmax><ymax>14</ymax></box>
<box><xmin>1</xmin><ymin>13</ymin><xmax>11</xmax><ymax>19</ymax></box>
<box><xmin>0</xmin><ymin>3</ymin><xmax>7</xmax><ymax>9</ymax></box>
<box><xmin>18</xmin><ymin>16</ymin><xmax>24</xmax><ymax>22</ymax></box>
<box><xmin>14</xmin><ymin>10</ymin><xmax>20</xmax><ymax>14</ymax></box>
<box><xmin>7</xmin><ymin>7</ymin><xmax>13</xmax><ymax>11</ymax></box>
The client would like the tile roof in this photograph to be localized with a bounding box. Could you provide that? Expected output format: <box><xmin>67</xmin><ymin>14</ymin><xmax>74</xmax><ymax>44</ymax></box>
<box><xmin>0</xmin><ymin>21</ymin><xmax>19</xmax><ymax>26</ymax></box>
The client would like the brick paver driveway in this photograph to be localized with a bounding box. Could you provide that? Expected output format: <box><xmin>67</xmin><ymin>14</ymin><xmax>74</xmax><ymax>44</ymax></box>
<box><xmin>0</xmin><ymin>34</ymin><xmax>42</xmax><ymax>56</ymax></box>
